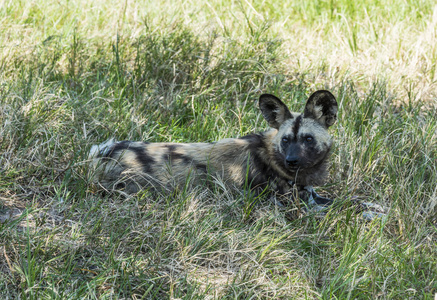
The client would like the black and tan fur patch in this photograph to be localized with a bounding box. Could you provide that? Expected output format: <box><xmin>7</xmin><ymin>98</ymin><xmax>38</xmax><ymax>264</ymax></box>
<box><xmin>89</xmin><ymin>90</ymin><xmax>338</xmax><ymax>197</ymax></box>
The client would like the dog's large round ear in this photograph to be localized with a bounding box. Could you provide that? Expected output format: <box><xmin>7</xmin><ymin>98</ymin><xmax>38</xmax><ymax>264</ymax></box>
<box><xmin>303</xmin><ymin>90</ymin><xmax>338</xmax><ymax>128</ymax></box>
<box><xmin>259</xmin><ymin>94</ymin><xmax>293</xmax><ymax>129</ymax></box>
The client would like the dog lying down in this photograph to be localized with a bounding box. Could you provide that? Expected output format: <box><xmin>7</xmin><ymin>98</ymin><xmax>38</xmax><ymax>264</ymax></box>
<box><xmin>89</xmin><ymin>91</ymin><xmax>387</xmax><ymax>221</ymax></box>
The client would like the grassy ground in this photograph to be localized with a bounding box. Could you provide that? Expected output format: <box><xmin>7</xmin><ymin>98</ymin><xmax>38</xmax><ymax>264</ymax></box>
<box><xmin>1</xmin><ymin>0</ymin><xmax>436</xmax><ymax>298</ymax></box>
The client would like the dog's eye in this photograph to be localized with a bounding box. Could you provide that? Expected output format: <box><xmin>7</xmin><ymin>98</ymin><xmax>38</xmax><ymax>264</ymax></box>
<box><xmin>282</xmin><ymin>137</ymin><xmax>289</xmax><ymax>144</ymax></box>
<box><xmin>305</xmin><ymin>136</ymin><xmax>314</xmax><ymax>142</ymax></box>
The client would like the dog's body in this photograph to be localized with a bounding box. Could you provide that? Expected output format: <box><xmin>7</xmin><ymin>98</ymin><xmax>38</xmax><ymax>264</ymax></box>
<box><xmin>89</xmin><ymin>91</ymin><xmax>338</xmax><ymax>197</ymax></box>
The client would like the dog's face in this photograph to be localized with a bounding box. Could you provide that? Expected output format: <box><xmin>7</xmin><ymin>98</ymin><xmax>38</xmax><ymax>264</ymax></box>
<box><xmin>259</xmin><ymin>90</ymin><xmax>338</xmax><ymax>172</ymax></box>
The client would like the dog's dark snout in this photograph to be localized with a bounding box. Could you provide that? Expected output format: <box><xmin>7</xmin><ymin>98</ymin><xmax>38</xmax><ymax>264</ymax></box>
<box><xmin>286</xmin><ymin>156</ymin><xmax>299</xmax><ymax>166</ymax></box>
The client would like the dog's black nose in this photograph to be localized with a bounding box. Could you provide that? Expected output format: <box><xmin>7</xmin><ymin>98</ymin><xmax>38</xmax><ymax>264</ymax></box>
<box><xmin>286</xmin><ymin>156</ymin><xmax>299</xmax><ymax>167</ymax></box>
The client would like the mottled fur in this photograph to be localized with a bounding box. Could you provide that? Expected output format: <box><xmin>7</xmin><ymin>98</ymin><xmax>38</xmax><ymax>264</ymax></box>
<box><xmin>89</xmin><ymin>90</ymin><xmax>338</xmax><ymax>196</ymax></box>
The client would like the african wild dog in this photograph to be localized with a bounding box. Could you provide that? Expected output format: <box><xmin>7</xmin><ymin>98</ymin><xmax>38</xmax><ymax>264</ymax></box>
<box><xmin>89</xmin><ymin>90</ymin><xmax>338</xmax><ymax>203</ymax></box>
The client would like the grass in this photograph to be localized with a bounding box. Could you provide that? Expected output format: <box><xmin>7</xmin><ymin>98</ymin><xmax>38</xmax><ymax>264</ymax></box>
<box><xmin>1</xmin><ymin>0</ymin><xmax>436</xmax><ymax>298</ymax></box>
